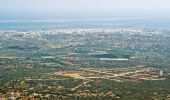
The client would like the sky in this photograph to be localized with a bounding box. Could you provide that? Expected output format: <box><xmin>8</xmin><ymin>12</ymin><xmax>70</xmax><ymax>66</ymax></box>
<box><xmin>0</xmin><ymin>0</ymin><xmax>170</xmax><ymax>20</ymax></box>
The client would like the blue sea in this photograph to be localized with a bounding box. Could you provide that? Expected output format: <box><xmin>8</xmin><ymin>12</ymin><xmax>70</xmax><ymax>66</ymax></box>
<box><xmin>0</xmin><ymin>19</ymin><xmax>170</xmax><ymax>30</ymax></box>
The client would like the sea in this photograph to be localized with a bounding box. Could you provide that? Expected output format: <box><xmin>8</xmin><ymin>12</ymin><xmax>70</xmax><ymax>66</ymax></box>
<box><xmin>0</xmin><ymin>19</ymin><xmax>170</xmax><ymax>30</ymax></box>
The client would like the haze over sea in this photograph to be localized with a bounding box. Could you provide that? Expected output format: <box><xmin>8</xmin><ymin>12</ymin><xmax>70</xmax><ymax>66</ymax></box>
<box><xmin>1</xmin><ymin>0</ymin><xmax>170</xmax><ymax>30</ymax></box>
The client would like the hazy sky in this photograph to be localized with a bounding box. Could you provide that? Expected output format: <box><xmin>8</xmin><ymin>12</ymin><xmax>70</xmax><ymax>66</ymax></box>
<box><xmin>0</xmin><ymin>0</ymin><xmax>170</xmax><ymax>20</ymax></box>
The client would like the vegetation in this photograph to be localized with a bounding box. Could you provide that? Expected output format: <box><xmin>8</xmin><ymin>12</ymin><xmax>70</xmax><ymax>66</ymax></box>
<box><xmin>0</xmin><ymin>28</ymin><xmax>170</xmax><ymax>99</ymax></box>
